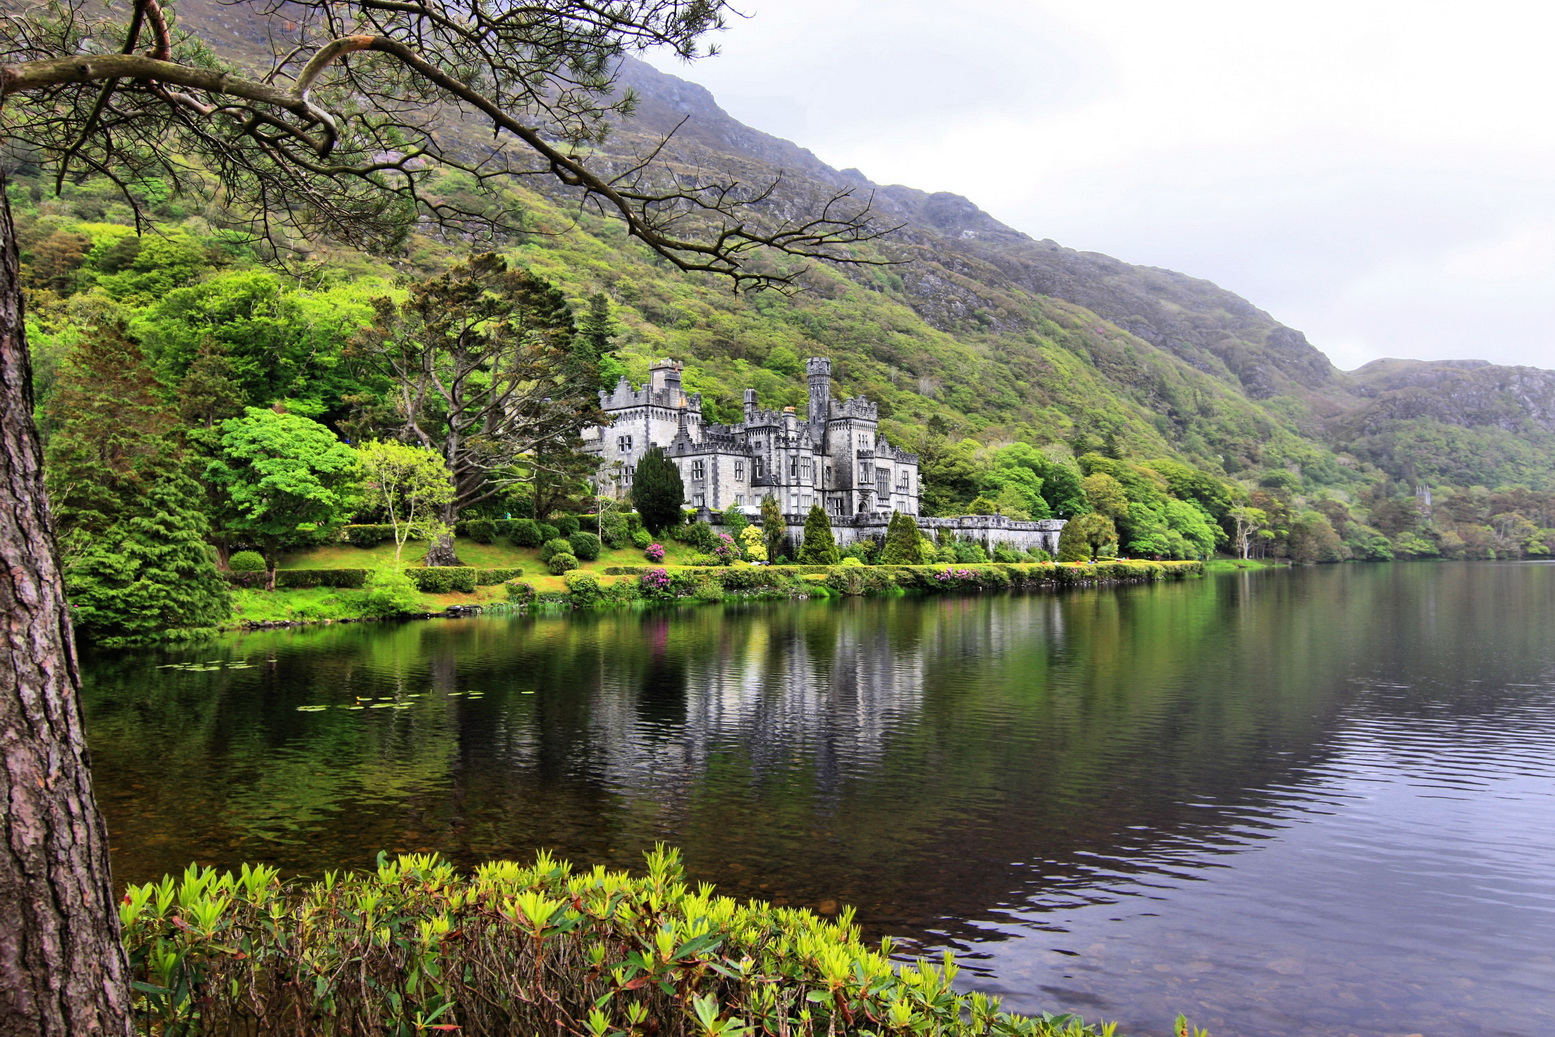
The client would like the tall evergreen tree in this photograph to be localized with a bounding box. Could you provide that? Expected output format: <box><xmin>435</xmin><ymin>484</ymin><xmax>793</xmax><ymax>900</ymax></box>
<box><xmin>761</xmin><ymin>494</ymin><xmax>785</xmax><ymax>563</ymax></box>
<box><xmin>44</xmin><ymin>325</ymin><xmax>174</xmax><ymax>543</ymax></box>
<box><xmin>350</xmin><ymin>254</ymin><xmax>602</xmax><ymax>565</ymax></box>
<box><xmin>44</xmin><ymin>326</ymin><xmax>231</xmax><ymax>641</ymax></box>
<box><xmin>61</xmin><ymin>471</ymin><xmax>231</xmax><ymax>644</ymax></box>
<box><xmin>879</xmin><ymin>510</ymin><xmax>926</xmax><ymax>565</ymax></box>
<box><xmin>798</xmin><ymin>504</ymin><xmax>840</xmax><ymax>565</ymax></box>
<box><xmin>632</xmin><ymin>445</ymin><xmax>685</xmax><ymax>534</ymax></box>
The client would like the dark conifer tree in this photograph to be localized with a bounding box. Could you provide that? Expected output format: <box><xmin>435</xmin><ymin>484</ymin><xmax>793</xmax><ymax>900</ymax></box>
<box><xmin>44</xmin><ymin>326</ymin><xmax>230</xmax><ymax>641</ymax></box>
<box><xmin>798</xmin><ymin>504</ymin><xmax>840</xmax><ymax>564</ymax></box>
<box><xmin>761</xmin><ymin>494</ymin><xmax>785</xmax><ymax>563</ymax></box>
<box><xmin>879</xmin><ymin>510</ymin><xmax>925</xmax><ymax>564</ymax></box>
<box><xmin>632</xmin><ymin>445</ymin><xmax>685</xmax><ymax>534</ymax></box>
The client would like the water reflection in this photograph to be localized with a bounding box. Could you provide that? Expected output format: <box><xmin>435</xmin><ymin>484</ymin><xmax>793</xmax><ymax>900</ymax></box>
<box><xmin>81</xmin><ymin>564</ymin><xmax>1555</xmax><ymax>1037</ymax></box>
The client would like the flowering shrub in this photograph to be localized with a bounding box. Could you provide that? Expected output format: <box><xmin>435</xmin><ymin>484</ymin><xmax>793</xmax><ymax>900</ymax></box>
<box><xmin>934</xmin><ymin>568</ymin><xmax>978</xmax><ymax>582</ymax></box>
<box><xmin>712</xmin><ymin>532</ymin><xmax>738</xmax><ymax>565</ymax></box>
<box><xmin>639</xmin><ymin>567</ymin><xmax>673</xmax><ymax>600</ymax></box>
<box><xmin>644</xmin><ymin>542</ymin><xmax>665</xmax><ymax>562</ymax></box>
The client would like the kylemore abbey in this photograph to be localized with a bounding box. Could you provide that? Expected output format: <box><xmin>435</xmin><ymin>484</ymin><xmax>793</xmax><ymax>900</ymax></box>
<box><xmin>584</xmin><ymin>357</ymin><xmax>1066</xmax><ymax>553</ymax></box>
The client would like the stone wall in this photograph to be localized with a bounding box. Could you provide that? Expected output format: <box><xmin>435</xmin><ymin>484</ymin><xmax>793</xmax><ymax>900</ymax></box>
<box><xmin>705</xmin><ymin>511</ymin><xmax>1065</xmax><ymax>555</ymax></box>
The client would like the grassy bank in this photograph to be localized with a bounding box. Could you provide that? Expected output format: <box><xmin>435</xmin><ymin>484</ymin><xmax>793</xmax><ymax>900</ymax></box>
<box><xmin>121</xmin><ymin>847</ymin><xmax>1206</xmax><ymax>1037</ymax></box>
<box><xmin>224</xmin><ymin>535</ymin><xmax>1201</xmax><ymax>628</ymax></box>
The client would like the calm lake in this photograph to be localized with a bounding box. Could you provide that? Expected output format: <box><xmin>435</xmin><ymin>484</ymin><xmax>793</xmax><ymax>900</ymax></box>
<box><xmin>81</xmin><ymin>562</ymin><xmax>1555</xmax><ymax>1037</ymax></box>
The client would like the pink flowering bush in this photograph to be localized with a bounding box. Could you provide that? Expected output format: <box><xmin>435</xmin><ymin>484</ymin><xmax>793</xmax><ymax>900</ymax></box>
<box><xmin>644</xmin><ymin>542</ymin><xmax>665</xmax><ymax>562</ymax></box>
<box><xmin>639</xmin><ymin>567</ymin><xmax>673</xmax><ymax>600</ymax></box>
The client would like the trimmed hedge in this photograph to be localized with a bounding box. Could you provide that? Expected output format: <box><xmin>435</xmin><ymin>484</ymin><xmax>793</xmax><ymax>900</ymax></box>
<box><xmin>224</xmin><ymin>569</ymin><xmax>369</xmax><ymax>589</ymax></box>
<box><xmin>277</xmin><ymin>568</ymin><xmax>369</xmax><ymax>590</ymax></box>
<box><xmin>476</xmin><ymin>566</ymin><xmax>525</xmax><ymax>585</ymax></box>
<box><xmin>406</xmin><ymin>567</ymin><xmax>478</xmax><ymax>593</ymax></box>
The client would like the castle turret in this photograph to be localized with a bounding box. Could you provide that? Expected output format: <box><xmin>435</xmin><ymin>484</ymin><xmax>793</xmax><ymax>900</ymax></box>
<box><xmin>806</xmin><ymin>357</ymin><xmax>831</xmax><ymax>429</ymax></box>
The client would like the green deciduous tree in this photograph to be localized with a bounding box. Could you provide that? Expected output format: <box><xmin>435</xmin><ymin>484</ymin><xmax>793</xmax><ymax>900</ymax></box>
<box><xmin>207</xmin><ymin>408</ymin><xmax>361</xmax><ymax>589</ymax></box>
<box><xmin>632</xmin><ymin>445</ymin><xmax>685</xmax><ymax>534</ymax></box>
<box><xmin>1057</xmin><ymin>513</ymin><xmax>1118</xmax><ymax>562</ymax></box>
<box><xmin>356</xmin><ymin>440</ymin><xmax>456</xmax><ymax>566</ymax></box>
<box><xmin>798</xmin><ymin>504</ymin><xmax>840</xmax><ymax>565</ymax></box>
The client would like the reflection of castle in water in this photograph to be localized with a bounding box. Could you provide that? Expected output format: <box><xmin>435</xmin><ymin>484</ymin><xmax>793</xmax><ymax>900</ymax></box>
<box><xmin>585</xmin><ymin>614</ymin><xmax>929</xmax><ymax>803</ymax></box>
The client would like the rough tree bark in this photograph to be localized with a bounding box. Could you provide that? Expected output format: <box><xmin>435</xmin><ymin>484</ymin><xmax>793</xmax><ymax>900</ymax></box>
<box><xmin>0</xmin><ymin>175</ymin><xmax>135</xmax><ymax>1035</ymax></box>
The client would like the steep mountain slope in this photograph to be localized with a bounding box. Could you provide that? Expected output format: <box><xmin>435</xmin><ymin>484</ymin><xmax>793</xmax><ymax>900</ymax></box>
<box><xmin>111</xmin><ymin>6</ymin><xmax>1555</xmax><ymax>490</ymax></box>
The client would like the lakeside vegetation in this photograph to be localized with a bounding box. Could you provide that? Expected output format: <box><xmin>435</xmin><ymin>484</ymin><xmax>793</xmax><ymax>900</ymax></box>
<box><xmin>121</xmin><ymin>846</ymin><xmax>1210</xmax><ymax>1037</ymax></box>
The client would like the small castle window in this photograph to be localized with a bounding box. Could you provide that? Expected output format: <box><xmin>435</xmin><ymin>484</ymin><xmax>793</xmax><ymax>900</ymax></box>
<box><xmin>789</xmin><ymin>457</ymin><xmax>798</xmax><ymax>478</ymax></box>
<box><xmin>860</xmin><ymin>464</ymin><xmax>873</xmax><ymax>482</ymax></box>
<box><xmin>617</xmin><ymin>435</ymin><xmax>633</xmax><ymax>452</ymax></box>
<box><xmin>754</xmin><ymin>460</ymin><xmax>763</xmax><ymax>478</ymax></box>
<box><xmin>735</xmin><ymin>494</ymin><xmax>745</xmax><ymax>506</ymax></box>
<box><xmin>802</xmin><ymin>460</ymin><xmax>812</xmax><ymax>480</ymax></box>
<box><xmin>735</xmin><ymin>460</ymin><xmax>745</xmax><ymax>480</ymax></box>
<box><xmin>691</xmin><ymin>461</ymin><xmax>706</xmax><ymax>480</ymax></box>
<box><xmin>693</xmin><ymin>494</ymin><xmax>705</xmax><ymax>507</ymax></box>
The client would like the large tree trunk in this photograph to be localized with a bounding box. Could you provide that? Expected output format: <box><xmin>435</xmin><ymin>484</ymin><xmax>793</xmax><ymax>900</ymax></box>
<box><xmin>0</xmin><ymin>176</ymin><xmax>135</xmax><ymax>1035</ymax></box>
<box><xmin>422</xmin><ymin>502</ymin><xmax>461</xmax><ymax>567</ymax></box>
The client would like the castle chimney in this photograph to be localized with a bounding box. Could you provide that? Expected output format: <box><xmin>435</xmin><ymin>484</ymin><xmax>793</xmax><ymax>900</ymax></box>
<box><xmin>744</xmin><ymin>388</ymin><xmax>757</xmax><ymax>423</ymax></box>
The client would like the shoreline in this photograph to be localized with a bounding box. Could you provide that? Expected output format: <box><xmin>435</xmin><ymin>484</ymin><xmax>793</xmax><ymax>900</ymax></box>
<box><xmin>212</xmin><ymin>559</ymin><xmax>1205</xmax><ymax>635</ymax></box>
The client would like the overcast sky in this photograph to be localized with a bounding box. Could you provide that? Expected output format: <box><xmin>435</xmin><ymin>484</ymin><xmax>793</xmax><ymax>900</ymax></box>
<box><xmin>643</xmin><ymin>0</ymin><xmax>1555</xmax><ymax>373</ymax></box>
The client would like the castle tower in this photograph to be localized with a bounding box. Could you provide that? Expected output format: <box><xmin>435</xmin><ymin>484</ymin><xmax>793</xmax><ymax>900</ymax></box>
<box><xmin>806</xmin><ymin>357</ymin><xmax>831</xmax><ymax>430</ymax></box>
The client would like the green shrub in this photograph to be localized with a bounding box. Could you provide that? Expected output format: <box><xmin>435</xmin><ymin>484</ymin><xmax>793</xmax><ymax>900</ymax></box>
<box><xmin>228</xmin><ymin>550</ymin><xmax>266</xmax><ymax>572</ymax></box>
<box><xmin>563</xmin><ymin>570</ymin><xmax>602</xmax><ymax>607</ymax></box>
<box><xmin>537</xmin><ymin>523</ymin><xmax>560</xmax><ymax>543</ymax></box>
<box><xmin>540</xmin><ymin>537</ymin><xmax>572</xmax><ymax>563</ymax></box>
<box><xmin>509</xmin><ymin>519</ymin><xmax>543</xmax><ymax>548</ymax></box>
<box><xmin>466</xmin><ymin>518</ymin><xmax>498</xmax><ymax>544</ymax></box>
<box><xmin>954</xmin><ymin>541</ymin><xmax>989</xmax><ymax>564</ymax></box>
<box><xmin>552</xmin><ymin>514</ymin><xmax>581</xmax><ymax>537</ymax></box>
<box><xmin>343</xmin><ymin>524</ymin><xmax>395</xmax><ymax>548</ymax></box>
<box><xmin>406</xmin><ymin>566</ymin><xmax>478</xmax><ymax>593</ymax></box>
<box><xmin>547</xmin><ymin>552</ymin><xmax>579</xmax><ymax>575</ymax></box>
<box><xmin>676</xmin><ymin>521</ymin><xmax>718</xmax><ymax>552</ymax></box>
<box><xmin>631</xmin><ymin>528</ymin><xmax>652</xmax><ymax>549</ymax></box>
<box><xmin>476</xmin><ymin>566</ymin><xmax>525</xmax><ymax>585</ymax></box>
<box><xmin>362</xmin><ymin>568</ymin><xmax>423</xmax><ymax>616</ymax></box>
<box><xmin>692</xmin><ymin>580</ymin><xmax>725</xmax><ymax>603</ymax></box>
<box><xmin>993</xmin><ymin>543</ymin><xmax>1024</xmax><ymax>564</ymax></box>
<box><xmin>567</xmin><ymin>531</ymin><xmax>602</xmax><ymax>561</ymax></box>
<box><xmin>838</xmin><ymin>556</ymin><xmax>864</xmax><ymax>567</ymax></box>
<box><xmin>504</xmin><ymin>579</ymin><xmax>536</xmax><ymax>604</ymax></box>
<box><xmin>275</xmin><ymin>568</ymin><xmax>368</xmax><ymax>589</ymax></box>
<box><xmin>598</xmin><ymin>511</ymin><xmax>629</xmax><ymax>547</ymax></box>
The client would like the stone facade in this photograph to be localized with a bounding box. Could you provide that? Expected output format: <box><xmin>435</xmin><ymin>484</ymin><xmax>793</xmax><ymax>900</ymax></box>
<box><xmin>584</xmin><ymin>357</ymin><xmax>922</xmax><ymax>517</ymax></box>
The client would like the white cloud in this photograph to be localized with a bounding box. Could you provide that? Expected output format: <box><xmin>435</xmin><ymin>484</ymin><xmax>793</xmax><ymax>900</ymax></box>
<box><xmin>644</xmin><ymin>0</ymin><xmax>1555</xmax><ymax>371</ymax></box>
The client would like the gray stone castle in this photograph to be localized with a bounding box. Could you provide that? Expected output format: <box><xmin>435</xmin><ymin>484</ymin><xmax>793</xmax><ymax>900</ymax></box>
<box><xmin>583</xmin><ymin>356</ymin><xmax>1065</xmax><ymax>554</ymax></box>
<box><xmin>584</xmin><ymin>357</ymin><xmax>921</xmax><ymax>518</ymax></box>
